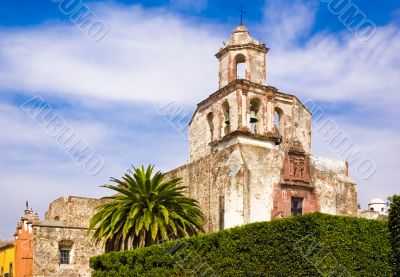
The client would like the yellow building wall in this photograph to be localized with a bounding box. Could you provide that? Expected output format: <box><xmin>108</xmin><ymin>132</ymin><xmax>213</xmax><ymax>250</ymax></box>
<box><xmin>0</xmin><ymin>244</ymin><xmax>15</xmax><ymax>276</ymax></box>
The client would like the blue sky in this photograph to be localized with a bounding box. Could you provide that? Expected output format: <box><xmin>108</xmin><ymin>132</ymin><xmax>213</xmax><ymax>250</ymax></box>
<box><xmin>0</xmin><ymin>0</ymin><xmax>399</xmax><ymax>237</ymax></box>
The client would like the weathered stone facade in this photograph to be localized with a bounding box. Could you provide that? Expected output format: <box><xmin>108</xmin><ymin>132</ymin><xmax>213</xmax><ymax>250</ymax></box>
<box><xmin>167</xmin><ymin>24</ymin><xmax>358</xmax><ymax>232</ymax></box>
<box><xmin>15</xmin><ymin>197</ymin><xmax>106</xmax><ymax>277</ymax></box>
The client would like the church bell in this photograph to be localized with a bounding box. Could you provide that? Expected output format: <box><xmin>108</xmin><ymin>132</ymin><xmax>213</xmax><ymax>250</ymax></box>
<box><xmin>250</xmin><ymin>111</ymin><xmax>258</xmax><ymax>123</ymax></box>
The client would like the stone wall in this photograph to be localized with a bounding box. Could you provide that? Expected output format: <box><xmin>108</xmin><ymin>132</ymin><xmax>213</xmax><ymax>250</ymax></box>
<box><xmin>32</xmin><ymin>224</ymin><xmax>103</xmax><ymax>277</ymax></box>
<box><xmin>168</xmin><ymin>142</ymin><xmax>358</xmax><ymax>233</ymax></box>
<box><xmin>310</xmin><ymin>156</ymin><xmax>358</xmax><ymax>215</ymax></box>
<box><xmin>45</xmin><ymin>196</ymin><xmax>107</xmax><ymax>228</ymax></box>
<box><xmin>357</xmin><ymin>210</ymin><xmax>387</xmax><ymax>220</ymax></box>
<box><xmin>30</xmin><ymin>196</ymin><xmax>106</xmax><ymax>277</ymax></box>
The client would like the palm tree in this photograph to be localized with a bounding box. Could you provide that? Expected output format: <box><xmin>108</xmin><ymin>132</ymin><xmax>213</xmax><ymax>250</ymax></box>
<box><xmin>89</xmin><ymin>165</ymin><xmax>205</xmax><ymax>252</ymax></box>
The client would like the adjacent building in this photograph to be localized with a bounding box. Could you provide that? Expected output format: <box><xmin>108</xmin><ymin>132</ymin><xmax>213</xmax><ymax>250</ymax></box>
<box><xmin>0</xmin><ymin>240</ymin><xmax>15</xmax><ymax>277</ymax></box>
<box><xmin>14</xmin><ymin>197</ymin><xmax>105</xmax><ymax>277</ymax></box>
<box><xmin>368</xmin><ymin>198</ymin><xmax>386</xmax><ymax>213</ymax></box>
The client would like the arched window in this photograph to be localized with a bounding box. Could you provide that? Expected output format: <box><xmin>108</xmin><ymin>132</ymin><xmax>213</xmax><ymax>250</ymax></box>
<box><xmin>222</xmin><ymin>101</ymin><xmax>230</xmax><ymax>125</ymax></box>
<box><xmin>207</xmin><ymin>112</ymin><xmax>214</xmax><ymax>142</ymax></box>
<box><xmin>249</xmin><ymin>98</ymin><xmax>261</xmax><ymax>134</ymax></box>
<box><xmin>222</xmin><ymin>101</ymin><xmax>230</xmax><ymax>136</ymax></box>
<box><xmin>235</xmin><ymin>54</ymin><xmax>246</xmax><ymax>79</ymax></box>
<box><xmin>274</xmin><ymin>107</ymin><xmax>284</xmax><ymax>136</ymax></box>
<box><xmin>274</xmin><ymin>107</ymin><xmax>284</xmax><ymax>146</ymax></box>
<box><xmin>59</xmin><ymin>240</ymin><xmax>73</xmax><ymax>265</ymax></box>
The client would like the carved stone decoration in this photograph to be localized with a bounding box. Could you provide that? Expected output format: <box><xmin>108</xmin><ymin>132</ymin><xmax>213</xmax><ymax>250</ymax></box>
<box><xmin>283</xmin><ymin>139</ymin><xmax>311</xmax><ymax>183</ymax></box>
<box><xmin>290</xmin><ymin>139</ymin><xmax>305</xmax><ymax>154</ymax></box>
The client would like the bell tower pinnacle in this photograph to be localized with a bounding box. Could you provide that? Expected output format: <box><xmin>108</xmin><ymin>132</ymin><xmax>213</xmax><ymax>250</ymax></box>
<box><xmin>215</xmin><ymin>25</ymin><xmax>269</xmax><ymax>88</ymax></box>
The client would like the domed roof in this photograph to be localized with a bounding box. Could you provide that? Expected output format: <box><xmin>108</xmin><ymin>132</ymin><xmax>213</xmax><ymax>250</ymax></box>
<box><xmin>225</xmin><ymin>24</ymin><xmax>261</xmax><ymax>47</ymax></box>
<box><xmin>233</xmin><ymin>24</ymin><xmax>249</xmax><ymax>33</ymax></box>
<box><xmin>215</xmin><ymin>24</ymin><xmax>268</xmax><ymax>59</ymax></box>
<box><xmin>368</xmin><ymin>198</ymin><xmax>385</xmax><ymax>205</ymax></box>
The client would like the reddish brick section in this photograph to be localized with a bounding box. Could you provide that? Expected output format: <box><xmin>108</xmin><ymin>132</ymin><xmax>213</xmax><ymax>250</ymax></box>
<box><xmin>282</xmin><ymin>139</ymin><xmax>311</xmax><ymax>183</ymax></box>
<box><xmin>283</xmin><ymin>154</ymin><xmax>311</xmax><ymax>183</ymax></box>
<box><xmin>271</xmin><ymin>183</ymin><xmax>320</xmax><ymax>218</ymax></box>
<box><xmin>273</xmin><ymin>140</ymin><xmax>319</xmax><ymax>218</ymax></box>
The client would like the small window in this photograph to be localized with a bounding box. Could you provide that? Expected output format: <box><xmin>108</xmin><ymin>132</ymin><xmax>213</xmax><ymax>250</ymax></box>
<box><xmin>291</xmin><ymin>197</ymin><xmax>303</xmax><ymax>216</ymax></box>
<box><xmin>59</xmin><ymin>240</ymin><xmax>73</xmax><ymax>265</ymax></box>
<box><xmin>370</xmin><ymin>207</ymin><xmax>374</xmax><ymax>211</ymax></box>
<box><xmin>9</xmin><ymin>263</ymin><xmax>13</xmax><ymax>277</ymax></box>
<box><xmin>381</xmin><ymin>207</ymin><xmax>384</xmax><ymax>212</ymax></box>
<box><xmin>60</xmin><ymin>249</ymin><xmax>70</xmax><ymax>264</ymax></box>
<box><xmin>207</xmin><ymin>112</ymin><xmax>214</xmax><ymax>142</ymax></box>
<box><xmin>54</xmin><ymin>216</ymin><xmax>60</xmax><ymax>221</ymax></box>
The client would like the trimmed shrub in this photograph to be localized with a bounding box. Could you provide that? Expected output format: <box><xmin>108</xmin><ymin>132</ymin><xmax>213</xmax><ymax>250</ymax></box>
<box><xmin>90</xmin><ymin>213</ymin><xmax>392</xmax><ymax>276</ymax></box>
<box><xmin>389</xmin><ymin>195</ymin><xmax>400</xmax><ymax>276</ymax></box>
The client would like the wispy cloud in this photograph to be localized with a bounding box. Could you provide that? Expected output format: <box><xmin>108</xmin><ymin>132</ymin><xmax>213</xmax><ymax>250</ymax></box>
<box><xmin>259</xmin><ymin>0</ymin><xmax>318</xmax><ymax>47</ymax></box>
<box><xmin>0</xmin><ymin>4</ymin><xmax>221</xmax><ymax>105</ymax></box>
<box><xmin>261</xmin><ymin>0</ymin><xmax>400</xmax><ymax>112</ymax></box>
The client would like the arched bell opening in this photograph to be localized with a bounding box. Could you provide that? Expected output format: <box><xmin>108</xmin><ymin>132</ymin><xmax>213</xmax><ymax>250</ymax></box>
<box><xmin>249</xmin><ymin>98</ymin><xmax>261</xmax><ymax>134</ymax></box>
<box><xmin>222</xmin><ymin>101</ymin><xmax>230</xmax><ymax>136</ymax></box>
<box><xmin>235</xmin><ymin>54</ymin><xmax>246</xmax><ymax>80</ymax></box>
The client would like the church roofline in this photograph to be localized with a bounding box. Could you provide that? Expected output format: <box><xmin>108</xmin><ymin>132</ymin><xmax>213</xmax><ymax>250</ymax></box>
<box><xmin>215</xmin><ymin>43</ymin><xmax>269</xmax><ymax>59</ymax></box>
<box><xmin>188</xmin><ymin>79</ymin><xmax>312</xmax><ymax>125</ymax></box>
<box><xmin>0</xmin><ymin>240</ymin><xmax>14</xmax><ymax>250</ymax></box>
<box><xmin>32</xmin><ymin>220</ymin><xmax>89</xmax><ymax>230</ymax></box>
<box><xmin>48</xmin><ymin>195</ymin><xmax>100</xmax><ymax>206</ymax></box>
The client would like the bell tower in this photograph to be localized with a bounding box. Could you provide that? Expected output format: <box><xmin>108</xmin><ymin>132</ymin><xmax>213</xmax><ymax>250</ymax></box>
<box><xmin>172</xmin><ymin>24</ymin><xmax>357</xmax><ymax>233</ymax></box>
<box><xmin>189</xmin><ymin>24</ymin><xmax>312</xmax><ymax>162</ymax></box>
<box><xmin>216</xmin><ymin>24</ymin><xmax>269</xmax><ymax>88</ymax></box>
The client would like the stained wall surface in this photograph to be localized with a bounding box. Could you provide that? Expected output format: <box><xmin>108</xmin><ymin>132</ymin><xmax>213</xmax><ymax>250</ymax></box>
<box><xmin>168</xmin><ymin>143</ymin><xmax>357</xmax><ymax>233</ymax></box>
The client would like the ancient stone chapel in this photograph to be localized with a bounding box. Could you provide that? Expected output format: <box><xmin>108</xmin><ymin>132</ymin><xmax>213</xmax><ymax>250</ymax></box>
<box><xmin>167</xmin><ymin>24</ymin><xmax>358</xmax><ymax>232</ymax></box>
<box><xmin>11</xmin><ymin>24</ymin><xmax>360</xmax><ymax>277</ymax></box>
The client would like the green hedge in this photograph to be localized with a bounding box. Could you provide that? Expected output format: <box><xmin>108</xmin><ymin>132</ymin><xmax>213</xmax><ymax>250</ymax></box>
<box><xmin>90</xmin><ymin>213</ymin><xmax>392</xmax><ymax>276</ymax></box>
<box><xmin>389</xmin><ymin>195</ymin><xmax>400</xmax><ymax>275</ymax></box>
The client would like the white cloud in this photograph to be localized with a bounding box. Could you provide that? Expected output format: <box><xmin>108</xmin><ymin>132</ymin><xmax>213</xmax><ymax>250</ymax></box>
<box><xmin>0</xmin><ymin>100</ymin><xmax>190</xmax><ymax>237</ymax></box>
<box><xmin>261</xmin><ymin>1</ymin><xmax>400</xmax><ymax>113</ymax></box>
<box><xmin>259</xmin><ymin>0</ymin><xmax>318</xmax><ymax>47</ymax></box>
<box><xmin>0</xmin><ymin>4</ymin><xmax>221</xmax><ymax>105</ymax></box>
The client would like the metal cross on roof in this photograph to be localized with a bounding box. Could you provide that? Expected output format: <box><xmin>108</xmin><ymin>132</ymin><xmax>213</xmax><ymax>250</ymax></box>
<box><xmin>237</xmin><ymin>6</ymin><xmax>246</xmax><ymax>25</ymax></box>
